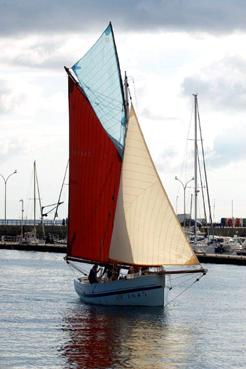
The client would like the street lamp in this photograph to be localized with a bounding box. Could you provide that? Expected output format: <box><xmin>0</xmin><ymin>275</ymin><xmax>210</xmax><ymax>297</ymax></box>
<box><xmin>175</xmin><ymin>176</ymin><xmax>194</xmax><ymax>225</ymax></box>
<box><xmin>0</xmin><ymin>170</ymin><xmax>17</xmax><ymax>223</ymax></box>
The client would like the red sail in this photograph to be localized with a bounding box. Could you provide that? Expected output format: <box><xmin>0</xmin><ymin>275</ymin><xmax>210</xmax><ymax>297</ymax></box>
<box><xmin>67</xmin><ymin>74</ymin><xmax>122</xmax><ymax>263</ymax></box>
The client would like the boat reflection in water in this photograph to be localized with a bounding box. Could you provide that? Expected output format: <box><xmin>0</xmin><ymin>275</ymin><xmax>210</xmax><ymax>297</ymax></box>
<box><xmin>61</xmin><ymin>303</ymin><xmax>192</xmax><ymax>369</ymax></box>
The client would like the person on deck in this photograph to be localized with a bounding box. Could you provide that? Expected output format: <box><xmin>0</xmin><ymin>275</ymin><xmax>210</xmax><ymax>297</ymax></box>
<box><xmin>88</xmin><ymin>264</ymin><xmax>99</xmax><ymax>284</ymax></box>
<box><xmin>111</xmin><ymin>266</ymin><xmax>120</xmax><ymax>280</ymax></box>
<box><xmin>141</xmin><ymin>266</ymin><xmax>149</xmax><ymax>275</ymax></box>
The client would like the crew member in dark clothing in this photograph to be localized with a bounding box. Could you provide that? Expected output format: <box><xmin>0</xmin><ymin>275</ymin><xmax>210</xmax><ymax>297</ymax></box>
<box><xmin>103</xmin><ymin>264</ymin><xmax>113</xmax><ymax>280</ymax></box>
<box><xmin>88</xmin><ymin>264</ymin><xmax>99</xmax><ymax>284</ymax></box>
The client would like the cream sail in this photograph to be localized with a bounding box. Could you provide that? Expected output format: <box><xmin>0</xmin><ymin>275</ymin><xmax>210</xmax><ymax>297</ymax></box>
<box><xmin>109</xmin><ymin>107</ymin><xmax>199</xmax><ymax>266</ymax></box>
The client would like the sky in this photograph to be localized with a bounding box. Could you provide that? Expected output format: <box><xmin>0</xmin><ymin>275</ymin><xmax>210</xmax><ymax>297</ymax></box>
<box><xmin>0</xmin><ymin>0</ymin><xmax>246</xmax><ymax>222</ymax></box>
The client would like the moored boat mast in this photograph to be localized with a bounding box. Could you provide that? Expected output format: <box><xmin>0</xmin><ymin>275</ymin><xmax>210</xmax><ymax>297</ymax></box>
<box><xmin>193</xmin><ymin>94</ymin><xmax>198</xmax><ymax>245</ymax></box>
<box><xmin>33</xmin><ymin>161</ymin><xmax>37</xmax><ymax>240</ymax></box>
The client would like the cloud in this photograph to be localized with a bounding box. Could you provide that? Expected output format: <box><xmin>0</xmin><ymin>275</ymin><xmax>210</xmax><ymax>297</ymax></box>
<box><xmin>156</xmin><ymin>148</ymin><xmax>178</xmax><ymax>173</ymax></box>
<box><xmin>0</xmin><ymin>36</ymin><xmax>74</xmax><ymax>70</ymax></box>
<box><xmin>182</xmin><ymin>56</ymin><xmax>246</xmax><ymax>111</ymax></box>
<box><xmin>142</xmin><ymin>108</ymin><xmax>178</xmax><ymax>122</ymax></box>
<box><xmin>0</xmin><ymin>138</ymin><xmax>24</xmax><ymax>163</ymax></box>
<box><xmin>0</xmin><ymin>80</ymin><xmax>24</xmax><ymax>114</ymax></box>
<box><xmin>0</xmin><ymin>0</ymin><xmax>246</xmax><ymax>37</ymax></box>
<box><xmin>14</xmin><ymin>40</ymin><xmax>60</xmax><ymax>67</ymax></box>
<box><xmin>207</xmin><ymin>127</ymin><xmax>246</xmax><ymax>168</ymax></box>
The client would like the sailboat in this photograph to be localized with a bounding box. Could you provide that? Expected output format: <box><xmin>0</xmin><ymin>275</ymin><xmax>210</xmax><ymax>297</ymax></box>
<box><xmin>189</xmin><ymin>94</ymin><xmax>218</xmax><ymax>252</ymax></box>
<box><xmin>19</xmin><ymin>161</ymin><xmax>45</xmax><ymax>245</ymax></box>
<box><xmin>65</xmin><ymin>23</ymin><xmax>206</xmax><ymax>306</ymax></box>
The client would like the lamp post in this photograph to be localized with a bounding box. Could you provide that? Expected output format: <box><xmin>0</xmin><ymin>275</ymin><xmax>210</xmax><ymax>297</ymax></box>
<box><xmin>19</xmin><ymin>199</ymin><xmax>24</xmax><ymax>238</ymax></box>
<box><xmin>0</xmin><ymin>170</ymin><xmax>17</xmax><ymax>223</ymax></box>
<box><xmin>175</xmin><ymin>176</ymin><xmax>194</xmax><ymax>225</ymax></box>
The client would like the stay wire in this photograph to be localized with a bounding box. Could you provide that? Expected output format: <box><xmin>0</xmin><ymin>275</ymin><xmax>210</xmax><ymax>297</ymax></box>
<box><xmin>164</xmin><ymin>273</ymin><xmax>206</xmax><ymax>307</ymax></box>
<box><xmin>166</xmin><ymin>274</ymin><xmax>199</xmax><ymax>289</ymax></box>
<box><xmin>66</xmin><ymin>260</ymin><xmax>88</xmax><ymax>276</ymax></box>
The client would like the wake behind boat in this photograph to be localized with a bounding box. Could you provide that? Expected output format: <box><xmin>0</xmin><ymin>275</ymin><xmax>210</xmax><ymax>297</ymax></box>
<box><xmin>65</xmin><ymin>23</ymin><xmax>206</xmax><ymax>307</ymax></box>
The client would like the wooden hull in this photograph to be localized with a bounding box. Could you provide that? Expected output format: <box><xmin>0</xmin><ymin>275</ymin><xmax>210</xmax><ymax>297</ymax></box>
<box><xmin>74</xmin><ymin>274</ymin><xmax>165</xmax><ymax>306</ymax></box>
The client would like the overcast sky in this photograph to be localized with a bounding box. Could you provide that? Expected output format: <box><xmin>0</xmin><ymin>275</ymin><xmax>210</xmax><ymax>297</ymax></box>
<box><xmin>1</xmin><ymin>0</ymin><xmax>246</xmax><ymax>221</ymax></box>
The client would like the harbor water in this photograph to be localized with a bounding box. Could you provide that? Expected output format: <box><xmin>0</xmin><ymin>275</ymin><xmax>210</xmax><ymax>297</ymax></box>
<box><xmin>0</xmin><ymin>250</ymin><xmax>246</xmax><ymax>369</ymax></box>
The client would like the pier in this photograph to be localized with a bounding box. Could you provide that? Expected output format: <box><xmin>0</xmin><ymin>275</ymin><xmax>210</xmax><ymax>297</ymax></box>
<box><xmin>195</xmin><ymin>252</ymin><xmax>246</xmax><ymax>265</ymax></box>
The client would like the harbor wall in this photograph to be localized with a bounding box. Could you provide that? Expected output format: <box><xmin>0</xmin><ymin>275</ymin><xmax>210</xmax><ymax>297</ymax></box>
<box><xmin>0</xmin><ymin>225</ymin><xmax>67</xmax><ymax>240</ymax></box>
<box><xmin>204</xmin><ymin>227</ymin><xmax>246</xmax><ymax>237</ymax></box>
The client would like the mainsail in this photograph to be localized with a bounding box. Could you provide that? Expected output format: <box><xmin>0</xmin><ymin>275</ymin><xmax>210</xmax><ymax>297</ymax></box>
<box><xmin>72</xmin><ymin>23</ymin><xmax>126</xmax><ymax>154</ymax></box>
<box><xmin>109</xmin><ymin>107</ymin><xmax>199</xmax><ymax>266</ymax></box>
<box><xmin>67</xmin><ymin>74</ymin><xmax>122</xmax><ymax>263</ymax></box>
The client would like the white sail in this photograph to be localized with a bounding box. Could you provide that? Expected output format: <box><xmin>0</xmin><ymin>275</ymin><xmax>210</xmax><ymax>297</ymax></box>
<box><xmin>109</xmin><ymin>107</ymin><xmax>199</xmax><ymax>266</ymax></box>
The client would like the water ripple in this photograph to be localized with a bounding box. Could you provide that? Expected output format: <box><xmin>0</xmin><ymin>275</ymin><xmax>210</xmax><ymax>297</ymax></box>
<box><xmin>0</xmin><ymin>250</ymin><xmax>246</xmax><ymax>369</ymax></box>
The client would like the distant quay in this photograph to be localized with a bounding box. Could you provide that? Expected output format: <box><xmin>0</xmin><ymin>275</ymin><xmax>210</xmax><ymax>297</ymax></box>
<box><xmin>1</xmin><ymin>223</ymin><xmax>246</xmax><ymax>265</ymax></box>
<box><xmin>0</xmin><ymin>223</ymin><xmax>67</xmax><ymax>239</ymax></box>
<box><xmin>1</xmin><ymin>242</ymin><xmax>246</xmax><ymax>266</ymax></box>
<box><xmin>0</xmin><ymin>242</ymin><xmax>66</xmax><ymax>253</ymax></box>
<box><xmin>196</xmin><ymin>252</ymin><xmax>246</xmax><ymax>266</ymax></box>
<box><xmin>205</xmin><ymin>226</ymin><xmax>246</xmax><ymax>238</ymax></box>
<box><xmin>2</xmin><ymin>224</ymin><xmax>246</xmax><ymax>240</ymax></box>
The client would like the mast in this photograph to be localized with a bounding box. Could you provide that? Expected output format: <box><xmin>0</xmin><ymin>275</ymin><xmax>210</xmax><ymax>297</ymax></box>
<box><xmin>197</xmin><ymin>106</ymin><xmax>214</xmax><ymax>237</ymax></box>
<box><xmin>33</xmin><ymin>161</ymin><xmax>37</xmax><ymax>240</ymax></box>
<box><xmin>122</xmin><ymin>71</ymin><xmax>130</xmax><ymax>151</ymax></box>
<box><xmin>193</xmin><ymin>94</ymin><xmax>198</xmax><ymax>245</ymax></box>
<box><xmin>54</xmin><ymin>160</ymin><xmax>69</xmax><ymax>223</ymax></box>
<box><xmin>110</xmin><ymin>22</ymin><xmax>127</xmax><ymax>122</ymax></box>
<box><xmin>35</xmin><ymin>167</ymin><xmax>45</xmax><ymax>239</ymax></box>
<box><xmin>197</xmin><ymin>151</ymin><xmax>207</xmax><ymax>223</ymax></box>
<box><xmin>189</xmin><ymin>193</ymin><xmax>193</xmax><ymax>228</ymax></box>
<box><xmin>124</xmin><ymin>71</ymin><xmax>129</xmax><ymax>123</ymax></box>
<box><xmin>20</xmin><ymin>199</ymin><xmax>24</xmax><ymax>239</ymax></box>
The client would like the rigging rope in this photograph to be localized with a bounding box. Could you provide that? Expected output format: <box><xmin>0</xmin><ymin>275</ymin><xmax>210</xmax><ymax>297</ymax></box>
<box><xmin>164</xmin><ymin>272</ymin><xmax>206</xmax><ymax>307</ymax></box>
<box><xmin>197</xmin><ymin>104</ymin><xmax>214</xmax><ymax>234</ymax></box>
<box><xmin>166</xmin><ymin>274</ymin><xmax>198</xmax><ymax>289</ymax></box>
<box><xmin>65</xmin><ymin>258</ymin><xmax>88</xmax><ymax>276</ymax></box>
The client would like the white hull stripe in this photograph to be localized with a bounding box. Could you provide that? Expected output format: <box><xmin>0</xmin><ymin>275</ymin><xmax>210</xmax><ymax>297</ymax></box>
<box><xmin>83</xmin><ymin>284</ymin><xmax>162</xmax><ymax>298</ymax></box>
